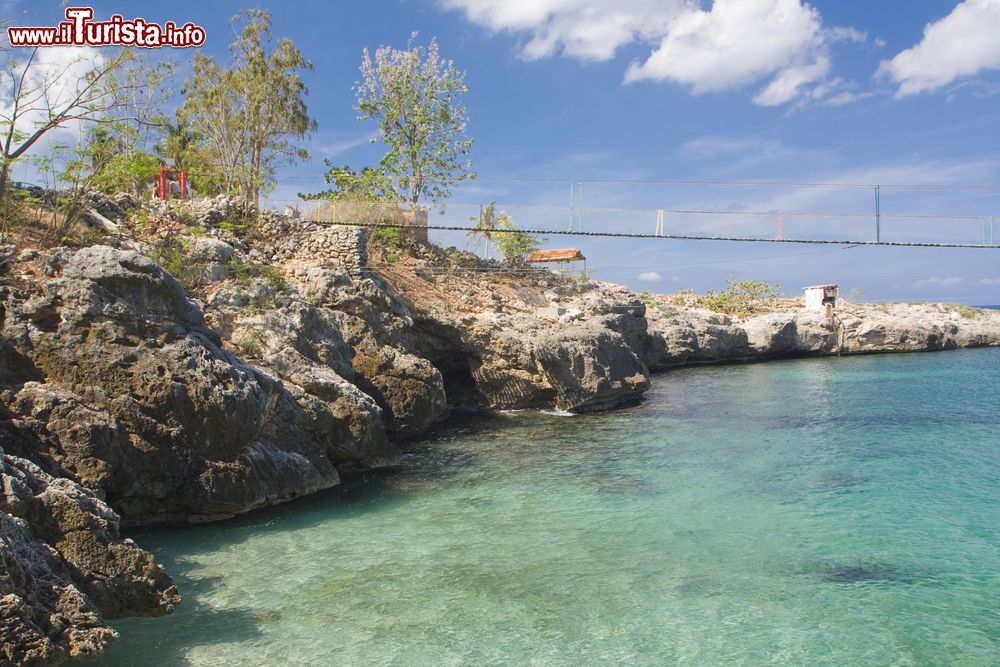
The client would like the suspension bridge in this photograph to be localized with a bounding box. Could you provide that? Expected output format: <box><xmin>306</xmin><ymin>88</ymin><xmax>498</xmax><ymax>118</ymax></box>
<box><xmin>273</xmin><ymin>177</ymin><xmax>1000</xmax><ymax>250</ymax></box>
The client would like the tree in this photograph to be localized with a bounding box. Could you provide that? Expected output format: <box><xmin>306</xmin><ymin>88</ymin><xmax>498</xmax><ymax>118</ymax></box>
<box><xmin>467</xmin><ymin>201</ymin><xmax>507</xmax><ymax>259</ymax></box>
<box><xmin>494</xmin><ymin>217</ymin><xmax>543</xmax><ymax>266</ymax></box>
<box><xmin>179</xmin><ymin>10</ymin><xmax>316</xmax><ymax>207</ymax></box>
<box><xmin>356</xmin><ymin>33</ymin><xmax>474</xmax><ymax>205</ymax></box>
<box><xmin>90</xmin><ymin>151</ymin><xmax>160</xmax><ymax>196</ymax></box>
<box><xmin>155</xmin><ymin>118</ymin><xmax>224</xmax><ymax>196</ymax></box>
<box><xmin>86</xmin><ymin>126</ymin><xmax>119</xmax><ymax>169</ymax></box>
<box><xmin>300</xmin><ymin>161</ymin><xmax>395</xmax><ymax>202</ymax></box>
<box><xmin>0</xmin><ymin>46</ymin><xmax>147</xmax><ymax>203</ymax></box>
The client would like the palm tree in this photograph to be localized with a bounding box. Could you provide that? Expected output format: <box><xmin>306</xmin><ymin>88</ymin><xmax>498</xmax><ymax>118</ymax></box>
<box><xmin>468</xmin><ymin>201</ymin><xmax>501</xmax><ymax>258</ymax></box>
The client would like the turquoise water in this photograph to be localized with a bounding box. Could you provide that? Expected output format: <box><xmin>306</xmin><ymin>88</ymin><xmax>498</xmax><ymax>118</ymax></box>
<box><xmin>103</xmin><ymin>349</ymin><xmax>1000</xmax><ymax>666</ymax></box>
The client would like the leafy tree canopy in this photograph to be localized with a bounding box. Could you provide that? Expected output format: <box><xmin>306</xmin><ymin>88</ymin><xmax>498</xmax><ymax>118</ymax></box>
<box><xmin>356</xmin><ymin>33</ymin><xmax>474</xmax><ymax>205</ymax></box>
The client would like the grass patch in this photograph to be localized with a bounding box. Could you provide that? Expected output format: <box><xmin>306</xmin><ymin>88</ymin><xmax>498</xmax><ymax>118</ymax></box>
<box><xmin>947</xmin><ymin>303</ymin><xmax>982</xmax><ymax>319</ymax></box>
<box><xmin>236</xmin><ymin>327</ymin><xmax>266</xmax><ymax>357</ymax></box>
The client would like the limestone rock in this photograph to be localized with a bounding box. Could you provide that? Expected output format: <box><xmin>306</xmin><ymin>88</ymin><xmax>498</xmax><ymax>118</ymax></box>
<box><xmin>1</xmin><ymin>511</ymin><xmax>115</xmax><ymax>666</ymax></box>
<box><xmin>645</xmin><ymin>308</ymin><xmax>750</xmax><ymax>368</ymax></box>
<box><xmin>0</xmin><ymin>446</ymin><xmax>178</xmax><ymax>665</ymax></box>
<box><xmin>535</xmin><ymin>321</ymin><xmax>650</xmax><ymax>412</ymax></box>
<box><xmin>0</xmin><ymin>247</ymin><xmax>392</xmax><ymax>524</ymax></box>
<box><xmin>645</xmin><ymin>300</ymin><xmax>1000</xmax><ymax>363</ymax></box>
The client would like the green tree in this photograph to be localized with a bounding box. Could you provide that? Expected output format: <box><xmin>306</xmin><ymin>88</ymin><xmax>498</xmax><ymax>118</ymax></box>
<box><xmin>86</xmin><ymin>127</ymin><xmax>119</xmax><ymax>170</ymax></box>
<box><xmin>356</xmin><ymin>33</ymin><xmax>474</xmax><ymax>205</ymax></box>
<box><xmin>300</xmin><ymin>162</ymin><xmax>395</xmax><ymax>202</ymax></box>
<box><xmin>0</xmin><ymin>46</ymin><xmax>149</xmax><ymax>203</ymax></box>
<box><xmin>695</xmin><ymin>279</ymin><xmax>782</xmax><ymax>319</ymax></box>
<box><xmin>467</xmin><ymin>201</ymin><xmax>507</xmax><ymax>259</ymax></box>
<box><xmin>179</xmin><ymin>10</ymin><xmax>316</xmax><ymax>206</ymax></box>
<box><xmin>494</xmin><ymin>217</ymin><xmax>543</xmax><ymax>266</ymax></box>
<box><xmin>156</xmin><ymin>118</ymin><xmax>224</xmax><ymax>196</ymax></box>
<box><xmin>91</xmin><ymin>151</ymin><xmax>161</xmax><ymax>196</ymax></box>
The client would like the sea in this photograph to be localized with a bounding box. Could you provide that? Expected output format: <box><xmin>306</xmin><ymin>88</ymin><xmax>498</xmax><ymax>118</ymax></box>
<box><xmin>101</xmin><ymin>348</ymin><xmax>1000</xmax><ymax>666</ymax></box>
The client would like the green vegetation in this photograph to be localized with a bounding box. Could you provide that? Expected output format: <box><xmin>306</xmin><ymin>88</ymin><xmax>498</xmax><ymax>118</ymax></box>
<box><xmin>369</xmin><ymin>226</ymin><xmax>406</xmax><ymax>263</ymax></box>
<box><xmin>90</xmin><ymin>151</ymin><xmax>160</xmax><ymax>196</ymax></box>
<box><xmin>695</xmin><ymin>279</ymin><xmax>782</xmax><ymax>319</ymax></box>
<box><xmin>236</xmin><ymin>327</ymin><xmax>266</xmax><ymax>357</ymax></box>
<box><xmin>259</xmin><ymin>266</ymin><xmax>288</xmax><ymax>291</ymax></box>
<box><xmin>155</xmin><ymin>118</ymin><xmax>224</xmax><ymax>196</ymax></box>
<box><xmin>637</xmin><ymin>291</ymin><xmax>659</xmax><ymax>309</ymax></box>
<box><xmin>494</xmin><ymin>217</ymin><xmax>543</xmax><ymax>266</ymax></box>
<box><xmin>217</xmin><ymin>218</ymin><xmax>258</xmax><ymax>238</ymax></box>
<box><xmin>467</xmin><ymin>201</ymin><xmax>509</xmax><ymax>259</ymax></box>
<box><xmin>356</xmin><ymin>34</ymin><xmax>474</xmax><ymax>205</ymax></box>
<box><xmin>0</xmin><ymin>48</ymin><xmax>156</xmax><ymax>204</ymax></box>
<box><xmin>227</xmin><ymin>258</ymin><xmax>253</xmax><ymax>285</ymax></box>
<box><xmin>301</xmin><ymin>164</ymin><xmax>396</xmax><ymax>203</ymax></box>
<box><xmin>948</xmin><ymin>303</ymin><xmax>982</xmax><ymax>319</ymax></box>
<box><xmin>179</xmin><ymin>9</ymin><xmax>316</xmax><ymax>206</ymax></box>
<box><xmin>150</xmin><ymin>237</ymin><xmax>205</xmax><ymax>292</ymax></box>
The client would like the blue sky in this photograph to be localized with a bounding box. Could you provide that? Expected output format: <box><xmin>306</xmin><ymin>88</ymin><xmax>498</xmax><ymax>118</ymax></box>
<box><xmin>8</xmin><ymin>1</ymin><xmax>1000</xmax><ymax>302</ymax></box>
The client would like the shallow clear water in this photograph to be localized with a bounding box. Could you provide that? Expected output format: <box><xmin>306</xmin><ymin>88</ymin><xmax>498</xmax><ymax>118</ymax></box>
<box><xmin>103</xmin><ymin>349</ymin><xmax>1000</xmax><ymax>666</ymax></box>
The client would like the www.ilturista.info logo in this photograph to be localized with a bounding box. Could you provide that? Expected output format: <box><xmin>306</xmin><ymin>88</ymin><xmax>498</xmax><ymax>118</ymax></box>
<box><xmin>7</xmin><ymin>7</ymin><xmax>206</xmax><ymax>48</ymax></box>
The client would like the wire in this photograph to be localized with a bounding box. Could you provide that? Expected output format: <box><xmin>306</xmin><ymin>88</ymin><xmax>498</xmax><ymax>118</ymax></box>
<box><xmin>268</xmin><ymin>176</ymin><xmax>1000</xmax><ymax>189</ymax></box>
<box><xmin>302</xmin><ymin>219</ymin><xmax>1000</xmax><ymax>250</ymax></box>
<box><xmin>266</xmin><ymin>199</ymin><xmax>995</xmax><ymax>222</ymax></box>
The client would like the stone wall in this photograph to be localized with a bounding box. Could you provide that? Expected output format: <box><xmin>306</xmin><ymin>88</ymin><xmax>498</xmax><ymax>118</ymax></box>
<box><xmin>291</xmin><ymin>225</ymin><xmax>368</xmax><ymax>271</ymax></box>
<box><xmin>253</xmin><ymin>215</ymin><xmax>368</xmax><ymax>272</ymax></box>
<box><xmin>313</xmin><ymin>201</ymin><xmax>429</xmax><ymax>243</ymax></box>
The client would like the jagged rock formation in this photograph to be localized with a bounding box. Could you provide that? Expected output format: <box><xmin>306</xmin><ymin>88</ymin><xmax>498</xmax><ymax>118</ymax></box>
<box><xmin>0</xmin><ymin>246</ymin><xmax>391</xmax><ymax>525</ymax></box>
<box><xmin>0</xmin><ymin>446</ymin><xmax>177</xmax><ymax>666</ymax></box>
<box><xmin>645</xmin><ymin>300</ymin><xmax>1000</xmax><ymax>367</ymax></box>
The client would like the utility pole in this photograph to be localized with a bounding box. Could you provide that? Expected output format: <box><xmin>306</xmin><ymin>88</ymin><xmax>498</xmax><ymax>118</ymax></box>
<box><xmin>568</xmin><ymin>180</ymin><xmax>575</xmax><ymax>232</ymax></box>
<box><xmin>874</xmin><ymin>185</ymin><xmax>881</xmax><ymax>243</ymax></box>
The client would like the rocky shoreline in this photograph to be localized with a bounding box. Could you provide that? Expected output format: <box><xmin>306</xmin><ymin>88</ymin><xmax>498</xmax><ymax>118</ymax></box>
<box><xmin>2</xmin><ymin>202</ymin><xmax>1000</xmax><ymax>663</ymax></box>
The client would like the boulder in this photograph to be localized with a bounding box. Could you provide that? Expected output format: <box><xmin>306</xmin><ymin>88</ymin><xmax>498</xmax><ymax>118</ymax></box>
<box><xmin>0</xmin><ymin>247</ymin><xmax>393</xmax><ymax>524</ymax></box>
<box><xmin>0</xmin><ymin>446</ymin><xmax>178</xmax><ymax>665</ymax></box>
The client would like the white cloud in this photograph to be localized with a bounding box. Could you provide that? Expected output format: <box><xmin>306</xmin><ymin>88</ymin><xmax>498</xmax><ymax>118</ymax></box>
<box><xmin>624</xmin><ymin>0</ymin><xmax>824</xmax><ymax>94</ymax></box>
<box><xmin>678</xmin><ymin>135</ymin><xmax>789</xmax><ymax>159</ymax></box>
<box><xmin>442</xmin><ymin>0</ymin><xmax>865</xmax><ymax>107</ymax></box>
<box><xmin>753</xmin><ymin>55</ymin><xmax>831</xmax><ymax>106</ymax></box>
<box><xmin>877</xmin><ymin>0</ymin><xmax>1000</xmax><ymax>97</ymax></box>
<box><xmin>913</xmin><ymin>276</ymin><xmax>965</xmax><ymax>290</ymax></box>
<box><xmin>440</xmin><ymin>0</ymin><xmax>683</xmax><ymax>61</ymax></box>
<box><xmin>638</xmin><ymin>271</ymin><xmax>663</xmax><ymax>281</ymax></box>
<box><xmin>0</xmin><ymin>46</ymin><xmax>106</xmax><ymax>152</ymax></box>
<box><xmin>317</xmin><ymin>132</ymin><xmax>377</xmax><ymax>158</ymax></box>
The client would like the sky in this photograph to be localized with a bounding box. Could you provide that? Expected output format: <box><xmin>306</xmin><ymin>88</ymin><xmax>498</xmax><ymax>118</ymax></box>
<box><xmin>5</xmin><ymin>0</ymin><xmax>1000</xmax><ymax>303</ymax></box>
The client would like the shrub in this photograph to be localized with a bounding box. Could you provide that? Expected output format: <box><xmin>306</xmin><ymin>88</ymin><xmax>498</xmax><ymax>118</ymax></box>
<box><xmin>236</xmin><ymin>327</ymin><xmax>266</xmax><ymax>357</ymax></box>
<box><xmin>494</xmin><ymin>218</ymin><xmax>543</xmax><ymax>266</ymax></box>
<box><xmin>90</xmin><ymin>151</ymin><xmax>161</xmax><ymax>196</ymax></box>
<box><xmin>218</xmin><ymin>218</ymin><xmax>258</xmax><ymax>239</ymax></box>
<box><xmin>259</xmin><ymin>265</ymin><xmax>288</xmax><ymax>291</ymax></box>
<box><xmin>150</xmin><ymin>236</ymin><xmax>205</xmax><ymax>292</ymax></box>
<box><xmin>695</xmin><ymin>279</ymin><xmax>781</xmax><ymax>319</ymax></box>
<box><xmin>227</xmin><ymin>258</ymin><xmax>253</xmax><ymax>285</ymax></box>
<box><xmin>947</xmin><ymin>303</ymin><xmax>981</xmax><ymax>319</ymax></box>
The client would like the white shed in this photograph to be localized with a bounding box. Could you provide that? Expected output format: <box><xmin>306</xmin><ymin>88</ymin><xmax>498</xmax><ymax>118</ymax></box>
<box><xmin>804</xmin><ymin>284</ymin><xmax>838</xmax><ymax>312</ymax></box>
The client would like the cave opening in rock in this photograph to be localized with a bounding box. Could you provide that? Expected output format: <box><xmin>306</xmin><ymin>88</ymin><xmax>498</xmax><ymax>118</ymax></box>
<box><xmin>434</xmin><ymin>355</ymin><xmax>482</xmax><ymax>408</ymax></box>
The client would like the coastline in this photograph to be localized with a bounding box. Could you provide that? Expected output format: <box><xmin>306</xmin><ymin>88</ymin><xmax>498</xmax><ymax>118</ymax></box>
<box><xmin>2</xmin><ymin>207</ymin><xmax>1000</xmax><ymax>662</ymax></box>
